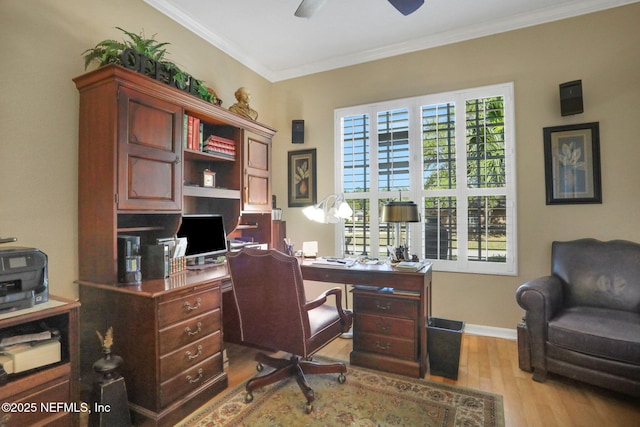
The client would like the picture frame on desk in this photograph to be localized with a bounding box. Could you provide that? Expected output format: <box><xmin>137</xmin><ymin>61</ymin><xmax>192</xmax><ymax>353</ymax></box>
<box><xmin>288</xmin><ymin>148</ymin><xmax>317</xmax><ymax>207</ymax></box>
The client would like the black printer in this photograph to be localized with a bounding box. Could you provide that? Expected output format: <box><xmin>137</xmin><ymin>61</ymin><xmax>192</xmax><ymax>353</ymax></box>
<box><xmin>0</xmin><ymin>247</ymin><xmax>48</xmax><ymax>312</ymax></box>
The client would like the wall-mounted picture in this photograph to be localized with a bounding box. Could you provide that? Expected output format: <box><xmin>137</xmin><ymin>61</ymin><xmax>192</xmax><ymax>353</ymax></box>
<box><xmin>543</xmin><ymin>122</ymin><xmax>601</xmax><ymax>205</ymax></box>
<box><xmin>288</xmin><ymin>148</ymin><xmax>317</xmax><ymax>207</ymax></box>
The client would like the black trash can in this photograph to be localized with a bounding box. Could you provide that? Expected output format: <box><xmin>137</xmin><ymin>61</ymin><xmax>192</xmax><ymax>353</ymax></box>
<box><xmin>427</xmin><ymin>318</ymin><xmax>464</xmax><ymax>380</ymax></box>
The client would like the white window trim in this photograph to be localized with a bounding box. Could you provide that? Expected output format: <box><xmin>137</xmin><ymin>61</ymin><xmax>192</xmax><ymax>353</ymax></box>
<box><xmin>334</xmin><ymin>83</ymin><xmax>517</xmax><ymax>276</ymax></box>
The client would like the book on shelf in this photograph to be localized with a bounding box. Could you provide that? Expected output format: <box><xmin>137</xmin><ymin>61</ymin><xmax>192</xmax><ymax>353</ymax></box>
<box><xmin>184</xmin><ymin>114</ymin><xmax>202</xmax><ymax>151</ymax></box>
<box><xmin>183</xmin><ymin>114</ymin><xmax>188</xmax><ymax>148</ymax></box>
<box><xmin>199</xmin><ymin>120</ymin><xmax>204</xmax><ymax>151</ymax></box>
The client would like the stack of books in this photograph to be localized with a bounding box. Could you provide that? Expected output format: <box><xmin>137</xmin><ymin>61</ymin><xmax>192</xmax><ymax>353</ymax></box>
<box><xmin>395</xmin><ymin>261</ymin><xmax>425</xmax><ymax>271</ymax></box>
<box><xmin>204</xmin><ymin>135</ymin><xmax>236</xmax><ymax>158</ymax></box>
<box><xmin>184</xmin><ymin>115</ymin><xmax>203</xmax><ymax>151</ymax></box>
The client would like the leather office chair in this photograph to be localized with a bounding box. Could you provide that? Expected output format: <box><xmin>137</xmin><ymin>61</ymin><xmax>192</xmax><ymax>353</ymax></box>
<box><xmin>226</xmin><ymin>247</ymin><xmax>353</xmax><ymax>413</ymax></box>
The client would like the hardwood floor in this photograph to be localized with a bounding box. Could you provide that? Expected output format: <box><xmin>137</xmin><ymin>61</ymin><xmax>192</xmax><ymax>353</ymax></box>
<box><xmin>222</xmin><ymin>335</ymin><xmax>640</xmax><ymax>427</ymax></box>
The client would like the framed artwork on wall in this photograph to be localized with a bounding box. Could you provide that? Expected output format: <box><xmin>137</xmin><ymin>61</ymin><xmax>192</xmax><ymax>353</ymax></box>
<box><xmin>543</xmin><ymin>122</ymin><xmax>602</xmax><ymax>205</ymax></box>
<box><xmin>288</xmin><ymin>148</ymin><xmax>317</xmax><ymax>207</ymax></box>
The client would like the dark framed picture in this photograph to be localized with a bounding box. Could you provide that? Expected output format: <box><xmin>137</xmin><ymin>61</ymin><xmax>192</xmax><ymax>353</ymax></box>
<box><xmin>543</xmin><ymin>122</ymin><xmax>601</xmax><ymax>205</ymax></box>
<box><xmin>288</xmin><ymin>149</ymin><xmax>317</xmax><ymax>207</ymax></box>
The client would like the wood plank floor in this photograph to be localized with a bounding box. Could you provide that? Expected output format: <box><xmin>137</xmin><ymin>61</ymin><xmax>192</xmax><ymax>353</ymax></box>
<box><xmin>221</xmin><ymin>335</ymin><xmax>640</xmax><ymax>427</ymax></box>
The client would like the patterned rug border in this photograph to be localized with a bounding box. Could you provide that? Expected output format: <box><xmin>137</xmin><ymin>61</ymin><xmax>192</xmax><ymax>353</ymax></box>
<box><xmin>178</xmin><ymin>356</ymin><xmax>505</xmax><ymax>426</ymax></box>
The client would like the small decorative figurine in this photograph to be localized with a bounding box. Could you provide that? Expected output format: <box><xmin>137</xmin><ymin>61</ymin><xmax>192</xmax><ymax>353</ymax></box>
<box><xmin>228</xmin><ymin>87</ymin><xmax>258</xmax><ymax>120</ymax></box>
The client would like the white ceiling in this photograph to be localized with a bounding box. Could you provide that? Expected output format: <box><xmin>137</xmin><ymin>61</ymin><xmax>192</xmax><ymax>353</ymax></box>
<box><xmin>145</xmin><ymin>0</ymin><xmax>636</xmax><ymax>82</ymax></box>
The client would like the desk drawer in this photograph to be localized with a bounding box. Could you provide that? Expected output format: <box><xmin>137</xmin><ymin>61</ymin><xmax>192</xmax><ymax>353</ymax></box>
<box><xmin>160</xmin><ymin>352</ymin><xmax>223</xmax><ymax>407</ymax></box>
<box><xmin>355</xmin><ymin>331</ymin><xmax>416</xmax><ymax>360</ymax></box>
<box><xmin>354</xmin><ymin>294</ymin><xmax>418</xmax><ymax>319</ymax></box>
<box><xmin>160</xmin><ymin>331</ymin><xmax>222</xmax><ymax>382</ymax></box>
<box><xmin>355</xmin><ymin>312</ymin><xmax>415</xmax><ymax>340</ymax></box>
<box><xmin>159</xmin><ymin>309</ymin><xmax>221</xmax><ymax>355</ymax></box>
<box><xmin>158</xmin><ymin>287</ymin><xmax>220</xmax><ymax>329</ymax></box>
<box><xmin>11</xmin><ymin>379</ymin><xmax>70</xmax><ymax>426</ymax></box>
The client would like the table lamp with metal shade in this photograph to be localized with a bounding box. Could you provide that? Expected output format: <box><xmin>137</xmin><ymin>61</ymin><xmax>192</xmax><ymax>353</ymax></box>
<box><xmin>380</xmin><ymin>199</ymin><xmax>420</xmax><ymax>261</ymax></box>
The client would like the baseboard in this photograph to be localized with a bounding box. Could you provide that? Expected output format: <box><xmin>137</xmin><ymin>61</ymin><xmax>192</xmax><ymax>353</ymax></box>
<box><xmin>463</xmin><ymin>324</ymin><xmax>517</xmax><ymax>340</ymax></box>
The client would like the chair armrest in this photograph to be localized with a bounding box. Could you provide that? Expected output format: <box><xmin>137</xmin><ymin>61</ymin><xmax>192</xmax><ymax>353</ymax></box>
<box><xmin>516</xmin><ymin>275</ymin><xmax>564</xmax><ymax>321</ymax></box>
<box><xmin>515</xmin><ymin>275</ymin><xmax>564</xmax><ymax>370</ymax></box>
<box><xmin>306</xmin><ymin>287</ymin><xmax>353</xmax><ymax>329</ymax></box>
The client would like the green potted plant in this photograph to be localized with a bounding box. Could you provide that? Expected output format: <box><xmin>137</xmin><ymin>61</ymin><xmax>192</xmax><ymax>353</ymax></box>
<box><xmin>82</xmin><ymin>27</ymin><xmax>221</xmax><ymax>106</ymax></box>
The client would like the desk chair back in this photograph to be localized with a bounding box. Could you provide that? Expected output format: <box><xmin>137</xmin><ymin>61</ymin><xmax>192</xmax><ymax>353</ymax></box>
<box><xmin>226</xmin><ymin>248</ymin><xmax>310</xmax><ymax>356</ymax></box>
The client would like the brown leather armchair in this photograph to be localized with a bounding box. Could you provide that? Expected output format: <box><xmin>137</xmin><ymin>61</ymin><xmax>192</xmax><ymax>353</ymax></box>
<box><xmin>516</xmin><ymin>239</ymin><xmax>640</xmax><ymax>397</ymax></box>
<box><xmin>226</xmin><ymin>247</ymin><xmax>353</xmax><ymax>413</ymax></box>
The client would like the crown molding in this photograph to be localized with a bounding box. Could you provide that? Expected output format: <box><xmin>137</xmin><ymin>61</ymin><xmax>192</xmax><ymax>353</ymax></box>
<box><xmin>146</xmin><ymin>0</ymin><xmax>638</xmax><ymax>82</ymax></box>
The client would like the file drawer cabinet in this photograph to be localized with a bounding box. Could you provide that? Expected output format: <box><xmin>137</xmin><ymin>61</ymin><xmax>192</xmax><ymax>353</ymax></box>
<box><xmin>352</xmin><ymin>291</ymin><xmax>421</xmax><ymax>376</ymax></box>
<box><xmin>301</xmin><ymin>261</ymin><xmax>432</xmax><ymax>378</ymax></box>
<box><xmin>78</xmin><ymin>267</ymin><xmax>229</xmax><ymax>427</ymax></box>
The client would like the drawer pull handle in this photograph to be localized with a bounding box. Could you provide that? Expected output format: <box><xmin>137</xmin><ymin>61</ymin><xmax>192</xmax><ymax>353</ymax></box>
<box><xmin>185</xmin><ymin>322</ymin><xmax>202</xmax><ymax>336</ymax></box>
<box><xmin>186</xmin><ymin>345</ymin><xmax>203</xmax><ymax>360</ymax></box>
<box><xmin>375</xmin><ymin>320</ymin><xmax>392</xmax><ymax>331</ymax></box>
<box><xmin>186</xmin><ymin>368</ymin><xmax>203</xmax><ymax>384</ymax></box>
<box><xmin>375</xmin><ymin>301</ymin><xmax>392</xmax><ymax>311</ymax></box>
<box><xmin>375</xmin><ymin>340</ymin><xmax>391</xmax><ymax>351</ymax></box>
<box><xmin>184</xmin><ymin>298</ymin><xmax>202</xmax><ymax>311</ymax></box>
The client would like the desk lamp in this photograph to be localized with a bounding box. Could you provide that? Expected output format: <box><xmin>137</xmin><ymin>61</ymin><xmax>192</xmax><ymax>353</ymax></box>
<box><xmin>381</xmin><ymin>199</ymin><xmax>420</xmax><ymax>260</ymax></box>
<box><xmin>302</xmin><ymin>193</ymin><xmax>353</xmax><ymax>224</ymax></box>
<box><xmin>302</xmin><ymin>193</ymin><xmax>354</xmax><ymax>338</ymax></box>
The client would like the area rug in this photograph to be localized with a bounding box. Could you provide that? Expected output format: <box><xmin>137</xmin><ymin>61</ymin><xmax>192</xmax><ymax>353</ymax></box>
<box><xmin>177</xmin><ymin>360</ymin><xmax>504</xmax><ymax>427</ymax></box>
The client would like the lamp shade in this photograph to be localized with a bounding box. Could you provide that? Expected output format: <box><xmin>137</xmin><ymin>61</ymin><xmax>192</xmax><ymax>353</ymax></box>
<box><xmin>381</xmin><ymin>201</ymin><xmax>420</xmax><ymax>223</ymax></box>
<box><xmin>303</xmin><ymin>193</ymin><xmax>353</xmax><ymax>224</ymax></box>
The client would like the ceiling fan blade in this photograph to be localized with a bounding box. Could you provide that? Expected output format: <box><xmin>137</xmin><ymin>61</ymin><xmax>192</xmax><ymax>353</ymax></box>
<box><xmin>295</xmin><ymin>0</ymin><xmax>328</xmax><ymax>18</ymax></box>
<box><xmin>388</xmin><ymin>0</ymin><xmax>424</xmax><ymax>16</ymax></box>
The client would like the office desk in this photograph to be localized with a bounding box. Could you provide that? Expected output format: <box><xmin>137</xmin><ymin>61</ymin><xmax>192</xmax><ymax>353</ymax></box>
<box><xmin>301</xmin><ymin>261</ymin><xmax>432</xmax><ymax>378</ymax></box>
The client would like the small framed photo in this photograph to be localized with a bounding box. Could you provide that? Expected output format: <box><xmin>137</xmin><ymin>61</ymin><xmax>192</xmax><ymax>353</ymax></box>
<box><xmin>202</xmin><ymin>169</ymin><xmax>216</xmax><ymax>188</ymax></box>
<box><xmin>288</xmin><ymin>149</ymin><xmax>317</xmax><ymax>207</ymax></box>
<box><xmin>543</xmin><ymin>122</ymin><xmax>601</xmax><ymax>205</ymax></box>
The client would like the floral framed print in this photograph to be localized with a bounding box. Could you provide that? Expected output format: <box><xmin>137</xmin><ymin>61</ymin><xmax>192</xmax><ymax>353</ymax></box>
<box><xmin>288</xmin><ymin>148</ymin><xmax>317</xmax><ymax>207</ymax></box>
<box><xmin>543</xmin><ymin>122</ymin><xmax>601</xmax><ymax>205</ymax></box>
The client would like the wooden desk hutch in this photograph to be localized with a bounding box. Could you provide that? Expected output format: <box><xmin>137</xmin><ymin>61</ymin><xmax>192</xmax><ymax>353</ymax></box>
<box><xmin>73</xmin><ymin>65</ymin><xmax>276</xmax><ymax>426</ymax></box>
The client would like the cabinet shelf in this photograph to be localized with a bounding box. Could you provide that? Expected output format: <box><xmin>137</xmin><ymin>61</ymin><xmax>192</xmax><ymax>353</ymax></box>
<box><xmin>117</xmin><ymin>226</ymin><xmax>166</xmax><ymax>233</ymax></box>
<box><xmin>184</xmin><ymin>148</ymin><xmax>235</xmax><ymax>163</ymax></box>
<box><xmin>236</xmin><ymin>224</ymin><xmax>259</xmax><ymax>230</ymax></box>
<box><xmin>183</xmin><ymin>186</ymin><xmax>241</xmax><ymax>199</ymax></box>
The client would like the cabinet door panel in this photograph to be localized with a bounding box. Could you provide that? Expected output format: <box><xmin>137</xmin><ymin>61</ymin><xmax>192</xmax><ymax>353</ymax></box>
<box><xmin>247</xmin><ymin>174</ymin><xmax>269</xmax><ymax>206</ymax></box>
<box><xmin>129</xmin><ymin>101</ymin><xmax>176</xmax><ymax>151</ymax></box>
<box><xmin>243</xmin><ymin>133</ymin><xmax>271</xmax><ymax>212</ymax></box>
<box><xmin>118</xmin><ymin>86</ymin><xmax>182</xmax><ymax>211</ymax></box>
<box><xmin>128</xmin><ymin>155</ymin><xmax>174</xmax><ymax>200</ymax></box>
<box><xmin>247</xmin><ymin>137</ymin><xmax>268</xmax><ymax>171</ymax></box>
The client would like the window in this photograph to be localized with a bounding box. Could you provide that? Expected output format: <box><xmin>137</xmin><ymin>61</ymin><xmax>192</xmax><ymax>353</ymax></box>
<box><xmin>335</xmin><ymin>83</ymin><xmax>517</xmax><ymax>275</ymax></box>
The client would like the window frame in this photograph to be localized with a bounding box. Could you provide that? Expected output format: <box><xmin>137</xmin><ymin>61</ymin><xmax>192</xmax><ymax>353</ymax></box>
<box><xmin>334</xmin><ymin>82</ymin><xmax>517</xmax><ymax>275</ymax></box>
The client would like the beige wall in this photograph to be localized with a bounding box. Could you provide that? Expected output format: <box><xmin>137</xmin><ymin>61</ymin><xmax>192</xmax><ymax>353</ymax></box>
<box><xmin>1</xmin><ymin>1</ymin><xmax>638</xmax><ymax>330</ymax></box>
<box><xmin>270</xmin><ymin>4</ymin><xmax>640</xmax><ymax>329</ymax></box>
<box><xmin>0</xmin><ymin>0</ymin><xmax>272</xmax><ymax>299</ymax></box>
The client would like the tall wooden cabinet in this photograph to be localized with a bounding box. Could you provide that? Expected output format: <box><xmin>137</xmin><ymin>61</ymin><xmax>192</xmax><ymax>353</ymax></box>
<box><xmin>73</xmin><ymin>65</ymin><xmax>276</xmax><ymax>426</ymax></box>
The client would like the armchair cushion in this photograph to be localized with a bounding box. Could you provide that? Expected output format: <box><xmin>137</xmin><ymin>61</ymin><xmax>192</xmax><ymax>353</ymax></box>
<box><xmin>548</xmin><ymin>306</ymin><xmax>640</xmax><ymax>364</ymax></box>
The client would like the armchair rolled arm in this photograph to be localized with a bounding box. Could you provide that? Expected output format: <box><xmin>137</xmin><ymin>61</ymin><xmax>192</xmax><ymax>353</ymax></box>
<box><xmin>516</xmin><ymin>275</ymin><xmax>564</xmax><ymax>322</ymax></box>
<box><xmin>515</xmin><ymin>275</ymin><xmax>564</xmax><ymax>371</ymax></box>
<box><xmin>305</xmin><ymin>287</ymin><xmax>353</xmax><ymax>330</ymax></box>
